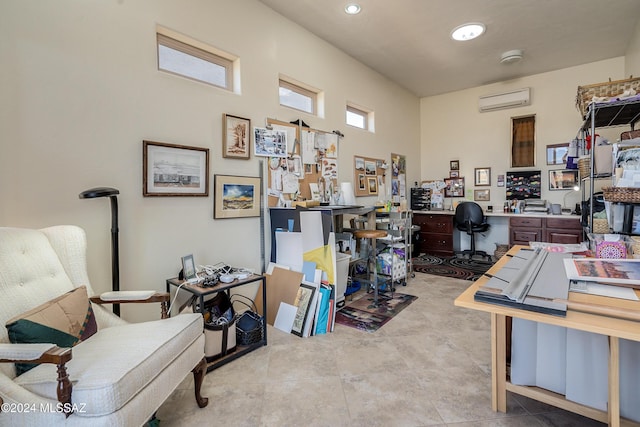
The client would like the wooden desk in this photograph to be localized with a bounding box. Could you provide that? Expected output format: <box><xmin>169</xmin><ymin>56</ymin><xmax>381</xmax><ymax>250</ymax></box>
<box><xmin>454</xmin><ymin>246</ymin><xmax>640</xmax><ymax>427</ymax></box>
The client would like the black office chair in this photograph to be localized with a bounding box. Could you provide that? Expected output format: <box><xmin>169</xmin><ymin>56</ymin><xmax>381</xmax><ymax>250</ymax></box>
<box><xmin>454</xmin><ymin>202</ymin><xmax>491</xmax><ymax>261</ymax></box>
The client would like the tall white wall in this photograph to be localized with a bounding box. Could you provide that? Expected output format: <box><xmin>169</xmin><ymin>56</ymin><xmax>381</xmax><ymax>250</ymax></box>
<box><xmin>625</xmin><ymin>17</ymin><xmax>640</xmax><ymax>77</ymax></box>
<box><xmin>0</xmin><ymin>0</ymin><xmax>420</xmax><ymax>321</ymax></box>
<box><xmin>420</xmin><ymin>57</ymin><xmax>626</xmax><ymax>212</ymax></box>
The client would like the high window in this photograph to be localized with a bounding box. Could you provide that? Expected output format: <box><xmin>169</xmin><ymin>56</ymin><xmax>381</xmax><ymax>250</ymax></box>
<box><xmin>346</xmin><ymin>105</ymin><xmax>367</xmax><ymax>129</ymax></box>
<box><xmin>156</xmin><ymin>27</ymin><xmax>235</xmax><ymax>91</ymax></box>
<box><xmin>279</xmin><ymin>78</ymin><xmax>318</xmax><ymax>115</ymax></box>
<box><xmin>346</xmin><ymin>103</ymin><xmax>374</xmax><ymax>132</ymax></box>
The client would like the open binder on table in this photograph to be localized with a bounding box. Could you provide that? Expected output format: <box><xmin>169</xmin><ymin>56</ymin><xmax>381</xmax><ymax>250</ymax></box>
<box><xmin>474</xmin><ymin>248</ymin><xmax>572</xmax><ymax>316</ymax></box>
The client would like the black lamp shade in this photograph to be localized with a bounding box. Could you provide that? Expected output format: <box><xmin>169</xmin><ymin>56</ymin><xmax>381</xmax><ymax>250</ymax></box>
<box><xmin>79</xmin><ymin>187</ymin><xmax>120</xmax><ymax>199</ymax></box>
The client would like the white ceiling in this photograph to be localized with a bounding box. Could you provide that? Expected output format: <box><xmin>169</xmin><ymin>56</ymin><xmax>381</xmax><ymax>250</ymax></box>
<box><xmin>258</xmin><ymin>0</ymin><xmax>640</xmax><ymax>97</ymax></box>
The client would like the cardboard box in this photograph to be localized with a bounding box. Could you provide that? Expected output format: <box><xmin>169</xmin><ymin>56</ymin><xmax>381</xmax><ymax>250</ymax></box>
<box><xmin>291</xmin><ymin>200</ymin><xmax>320</xmax><ymax>208</ymax></box>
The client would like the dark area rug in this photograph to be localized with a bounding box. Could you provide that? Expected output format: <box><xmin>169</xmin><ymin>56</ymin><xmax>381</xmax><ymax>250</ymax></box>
<box><xmin>335</xmin><ymin>292</ymin><xmax>417</xmax><ymax>333</ymax></box>
<box><xmin>412</xmin><ymin>254</ymin><xmax>494</xmax><ymax>281</ymax></box>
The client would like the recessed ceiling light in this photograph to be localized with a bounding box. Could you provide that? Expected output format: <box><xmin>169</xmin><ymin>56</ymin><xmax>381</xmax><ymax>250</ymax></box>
<box><xmin>451</xmin><ymin>23</ymin><xmax>485</xmax><ymax>41</ymax></box>
<box><xmin>345</xmin><ymin>3</ymin><xmax>361</xmax><ymax>15</ymax></box>
<box><xmin>500</xmin><ymin>49</ymin><xmax>524</xmax><ymax>64</ymax></box>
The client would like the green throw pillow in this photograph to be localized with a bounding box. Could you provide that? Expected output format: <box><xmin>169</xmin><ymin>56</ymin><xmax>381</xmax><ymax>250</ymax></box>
<box><xmin>6</xmin><ymin>286</ymin><xmax>97</xmax><ymax>375</ymax></box>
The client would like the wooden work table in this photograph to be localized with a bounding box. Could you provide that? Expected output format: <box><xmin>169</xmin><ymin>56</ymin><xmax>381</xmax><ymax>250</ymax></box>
<box><xmin>454</xmin><ymin>246</ymin><xmax>640</xmax><ymax>427</ymax></box>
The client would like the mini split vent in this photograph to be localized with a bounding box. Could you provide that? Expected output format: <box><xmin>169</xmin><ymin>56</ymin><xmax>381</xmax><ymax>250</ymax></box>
<box><xmin>478</xmin><ymin>87</ymin><xmax>531</xmax><ymax>112</ymax></box>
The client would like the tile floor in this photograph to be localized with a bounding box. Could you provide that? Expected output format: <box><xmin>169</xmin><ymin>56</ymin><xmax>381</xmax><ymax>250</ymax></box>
<box><xmin>156</xmin><ymin>272</ymin><xmax>606</xmax><ymax>426</ymax></box>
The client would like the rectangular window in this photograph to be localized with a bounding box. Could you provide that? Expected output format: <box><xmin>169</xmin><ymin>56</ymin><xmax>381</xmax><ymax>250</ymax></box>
<box><xmin>346</xmin><ymin>105</ymin><xmax>367</xmax><ymax>129</ymax></box>
<box><xmin>511</xmin><ymin>115</ymin><xmax>536</xmax><ymax>167</ymax></box>
<box><xmin>279</xmin><ymin>79</ymin><xmax>317</xmax><ymax>115</ymax></box>
<box><xmin>156</xmin><ymin>28</ymin><xmax>234</xmax><ymax>91</ymax></box>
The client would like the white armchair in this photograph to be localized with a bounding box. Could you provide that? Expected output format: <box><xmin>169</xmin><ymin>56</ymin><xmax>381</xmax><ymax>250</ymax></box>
<box><xmin>0</xmin><ymin>226</ymin><xmax>208</xmax><ymax>426</ymax></box>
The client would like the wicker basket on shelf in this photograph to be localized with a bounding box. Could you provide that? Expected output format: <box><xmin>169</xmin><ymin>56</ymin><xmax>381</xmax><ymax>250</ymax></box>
<box><xmin>592</xmin><ymin>218</ymin><xmax>610</xmax><ymax>234</ymax></box>
<box><xmin>602</xmin><ymin>186</ymin><xmax>640</xmax><ymax>203</ymax></box>
<box><xmin>578</xmin><ymin>157</ymin><xmax>590</xmax><ymax>179</ymax></box>
<box><xmin>576</xmin><ymin>76</ymin><xmax>640</xmax><ymax>118</ymax></box>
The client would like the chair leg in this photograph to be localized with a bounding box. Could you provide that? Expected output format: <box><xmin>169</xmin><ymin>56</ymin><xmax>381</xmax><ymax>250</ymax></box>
<box><xmin>192</xmin><ymin>357</ymin><xmax>209</xmax><ymax>408</ymax></box>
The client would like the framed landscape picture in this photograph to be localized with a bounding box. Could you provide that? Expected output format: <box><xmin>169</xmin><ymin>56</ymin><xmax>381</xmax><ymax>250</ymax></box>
<box><xmin>143</xmin><ymin>140</ymin><xmax>209</xmax><ymax>197</ymax></box>
<box><xmin>474</xmin><ymin>189</ymin><xmax>490</xmax><ymax>201</ymax></box>
<box><xmin>214</xmin><ymin>175</ymin><xmax>261</xmax><ymax>219</ymax></box>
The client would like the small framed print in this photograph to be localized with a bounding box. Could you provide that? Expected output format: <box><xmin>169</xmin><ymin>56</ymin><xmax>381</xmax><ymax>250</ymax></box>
<box><xmin>181</xmin><ymin>254</ymin><xmax>197</xmax><ymax>283</ymax></box>
<box><xmin>474</xmin><ymin>167</ymin><xmax>491</xmax><ymax>186</ymax></box>
<box><xmin>368</xmin><ymin>177</ymin><xmax>378</xmax><ymax>194</ymax></box>
<box><xmin>450</xmin><ymin>160</ymin><xmax>459</xmax><ymax>171</ymax></box>
<box><xmin>291</xmin><ymin>282</ymin><xmax>316</xmax><ymax>337</ymax></box>
<box><xmin>223</xmin><ymin>114</ymin><xmax>251</xmax><ymax>159</ymax></box>
<box><xmin>449</xmin><ymin>170</ymin><xmax>459</xmax><ymax>178</ymax></box>
<box><xmin>474</xmin><ymin>189</ymin><xmax>490</xmax><ymax>202</ymax></box>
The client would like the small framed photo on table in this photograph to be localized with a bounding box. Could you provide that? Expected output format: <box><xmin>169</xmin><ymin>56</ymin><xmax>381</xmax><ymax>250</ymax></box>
<box><xmin>181</xmin><ymin>254</ymin><xmax>197</xmax><ymax>283</ymax></box>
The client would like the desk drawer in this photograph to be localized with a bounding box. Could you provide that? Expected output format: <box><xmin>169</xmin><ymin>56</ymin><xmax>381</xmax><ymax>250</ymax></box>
<box><xmin>509</xmin><ymin>217</ymin><xmax>543</xmax><ymax>228</ymax></box>
<box><xmin>511</xmin><ymin>228</ymin><xmax>542</xmax><ymax>244</ymax></box>
<box><xmin>546</xmin><ymin>217</ymin><xmax>581</xmax><ymax>229</ymax></box>
<box><xmin>421</xmin><ymin>233</ymin><xmax>453</xmax><ymax>254</ymax></box>
<box><xmin>419</xmin><ymin>216</ymin><xmax>453</xmax><ymax>233</ymax></box>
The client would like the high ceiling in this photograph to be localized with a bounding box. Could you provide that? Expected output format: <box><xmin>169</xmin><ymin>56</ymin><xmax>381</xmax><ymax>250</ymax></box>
<box><xmin>258</xmin><ymin>0</ymin><xmax>640</xmax><ymax>97</ymax></box>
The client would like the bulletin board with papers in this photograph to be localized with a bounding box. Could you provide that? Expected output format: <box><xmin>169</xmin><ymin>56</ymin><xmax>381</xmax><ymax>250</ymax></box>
<box><xmin>265</xmin><ymin>118</ymin><xmax>340</xmax><ymax>207</ymax></box>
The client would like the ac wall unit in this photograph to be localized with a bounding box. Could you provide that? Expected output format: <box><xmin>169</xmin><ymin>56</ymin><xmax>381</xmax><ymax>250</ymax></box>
<box><xmin>478</xmin><ymin>87</ymin><xmax>531</xmax><ymax>112</ymax></box>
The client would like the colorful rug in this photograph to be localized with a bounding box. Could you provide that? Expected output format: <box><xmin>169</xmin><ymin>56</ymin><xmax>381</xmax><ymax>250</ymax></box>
<box><xmin>412</xmin><ymin>254</ymin><xmax>494</xmax><ymax>281</ymax></box>
<box><xmin>334</xmin><ymin>292</ymin><xmax>417</xmax><ymax>333</ymax></box>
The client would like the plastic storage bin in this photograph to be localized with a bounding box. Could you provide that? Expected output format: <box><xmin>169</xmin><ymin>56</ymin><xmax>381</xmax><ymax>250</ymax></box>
<box><xmin>335</xmin><ymin>252</ymin><xmax>351</xmax><ymax>303</ymax></box>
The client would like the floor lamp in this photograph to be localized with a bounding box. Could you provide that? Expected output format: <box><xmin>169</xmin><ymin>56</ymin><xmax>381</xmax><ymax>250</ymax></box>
<box><xmin>79</xmin><ymin>187</ymin><xmax>121</xmax><ymax>316</ymax></box>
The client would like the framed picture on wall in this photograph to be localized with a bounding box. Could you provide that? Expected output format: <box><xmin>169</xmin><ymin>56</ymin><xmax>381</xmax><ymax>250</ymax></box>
<box><xmin>450</xmin><ymin>160</ymin><xmax>460</xmax><ymax>171</ymax></box>
<box><xmin>474</xmin><ymin>167</ymin><xmax>491</xmax><ymax>186</ymax></box>
<box><xmin>546</xmin><ymin>143</ymin><xmax>569</xmax><ymax>166</ymax></box>
<box><xmin>549</xmin><ymin>169</ymin><xmax>579</xmax><ymax>190</ymax></box>
<box><xmin>474</xmin><ymin>189</ymin><xmax>490</xmax><ymax>202</ymax></box>
<box><xmin>223</xmin><ymin>114</ymin><xmax>251</xmax><ymax>159</ymax></box>
<box><xmin>214</xmin><ymin>175</ymin><xmax>261</xmax><ymax>219</ymax></box>
<box><xmin>444</xmin><ymin>177</ymin><xmax>465</xmax><ymax>197</ymax></box>
<box><xmin>143</xmin><ymin>140</ymin><xmax>209</xmax><ymax>197</ymax></box>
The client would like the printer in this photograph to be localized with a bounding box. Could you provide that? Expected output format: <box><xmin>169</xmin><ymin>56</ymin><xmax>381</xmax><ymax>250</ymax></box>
<box><xmin>523</xmin><ymin>199</ymin><xmax>548</xmax><ymax>214</ymax></box>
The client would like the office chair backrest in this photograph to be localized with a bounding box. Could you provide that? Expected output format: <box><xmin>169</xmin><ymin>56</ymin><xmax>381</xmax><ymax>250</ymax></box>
<box><xmin>455</xmin><ymin>202</ymin><xmax>485</xmax><ymax>228</ymax></box>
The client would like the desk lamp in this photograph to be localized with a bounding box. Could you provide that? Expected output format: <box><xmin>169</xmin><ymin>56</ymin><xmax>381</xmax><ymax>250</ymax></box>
<box><xmin>563</xmin><ymin>185</ymin><xmax>580</xmax><ymax>213</ymax></box>
<box><xmin>79</xmin><ymin>187</ymin><xmax>121</xmax><ymax>316</ymax></box>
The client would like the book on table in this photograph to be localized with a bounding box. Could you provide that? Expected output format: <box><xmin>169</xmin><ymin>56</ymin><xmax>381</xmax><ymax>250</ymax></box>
<box><xmin>563</xmin><ymin>258</ymin><xmax>640</xmax><ymax>289</ymax></box>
